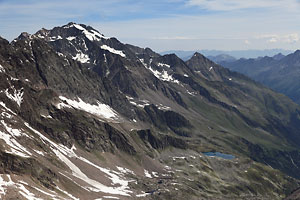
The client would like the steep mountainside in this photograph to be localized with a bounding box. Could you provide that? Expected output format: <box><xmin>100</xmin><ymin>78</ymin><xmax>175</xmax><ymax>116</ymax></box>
<box><xmin>223</xmin><ymin>50</ymin><xmax>300</xmax><ymax>104</ymax></box>
<box><xmin>0</xmin><ymin>23</ymin><xmax>300</xmax><ymax>199</ymax></box>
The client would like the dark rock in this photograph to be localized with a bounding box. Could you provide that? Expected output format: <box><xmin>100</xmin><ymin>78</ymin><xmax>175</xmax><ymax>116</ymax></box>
<box><xmin>137</xmin><ymin>129</ymin><xmax>187</xmax><ymax>149</ymax></box>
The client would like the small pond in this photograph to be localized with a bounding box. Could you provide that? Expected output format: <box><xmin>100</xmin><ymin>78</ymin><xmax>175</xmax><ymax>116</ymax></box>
<box><xmin>203</xmin><ymin>152</ymin><xmax>235</xmax><ymax>160</ymax></box>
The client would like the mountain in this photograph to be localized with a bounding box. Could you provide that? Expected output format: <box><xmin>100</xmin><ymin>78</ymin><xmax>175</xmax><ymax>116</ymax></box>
<box><xmin>272</xmin><ymin>53</ymin><xmax>285</xmax><ymax>60</ymax></box>
<box><xmin>161</xmin><ymin>49</ymin><xmax>293</xmax><ymax>60</ymax></box>
<box><xmin>222</xmin><ymin>50</ymin><xmax>300</xmax><ymax>105</ymax></box>
<box><xmin>0</xmin><ymin>22</ymin><xmax>300</xmax><ymax>199</ymax></box>
<box><xmin>207</xmin><ymin>54</ymin><xmax>237</xmax><ymax>64</ymax></box>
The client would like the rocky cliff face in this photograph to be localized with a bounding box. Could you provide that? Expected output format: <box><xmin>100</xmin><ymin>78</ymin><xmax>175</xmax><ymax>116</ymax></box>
<box><xmin>0</xmin><ymin>23</ymin><xmax>300</xmax><ymax>199</ymax></box>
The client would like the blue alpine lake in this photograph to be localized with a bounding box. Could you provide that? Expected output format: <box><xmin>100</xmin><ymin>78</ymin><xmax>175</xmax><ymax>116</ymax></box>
<box><xmin>203</xmin><ymin>152</ymin><xmax>235</xmax><ymax>160</ymax></box>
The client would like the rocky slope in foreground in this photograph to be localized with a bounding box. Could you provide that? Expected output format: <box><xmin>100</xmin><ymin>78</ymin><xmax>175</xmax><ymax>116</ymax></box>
<box><xmin>0</xmin><ymin>23</ymin><xmax>300</xmax><ymax>199</ymax></box>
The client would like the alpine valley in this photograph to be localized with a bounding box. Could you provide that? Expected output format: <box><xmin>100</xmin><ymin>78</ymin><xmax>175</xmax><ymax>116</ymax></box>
<box><xmin>0</xmin><ymin>23</ymin><xmax>300</xmax><ymax>200</ymax></box>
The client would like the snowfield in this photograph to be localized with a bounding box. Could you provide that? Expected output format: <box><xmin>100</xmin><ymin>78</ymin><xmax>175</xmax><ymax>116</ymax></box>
<box><xmin>71</xmin><ymin>24</ymin><xmax>109</xmax><ymax>41</ymax></box>
<box><xmin>24</xmin><ymin>122</ymin><xmax>134</xmax><ymax>197</ymax></box>
<box><xmin>57</xmin><ymin>96</ymin><xmax>119</xmax><ymax>121</ymax></box>
<box><xmin>101</xmin><ymin>45</ymin><xmax>126</xmax><ymax>58</ymax></box>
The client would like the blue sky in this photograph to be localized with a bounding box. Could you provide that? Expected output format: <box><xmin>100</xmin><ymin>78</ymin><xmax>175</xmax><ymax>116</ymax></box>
<box><xmin>1</xmin><ymin>0</ymin><xmax>300</xmax><ymax>52</ymax></box>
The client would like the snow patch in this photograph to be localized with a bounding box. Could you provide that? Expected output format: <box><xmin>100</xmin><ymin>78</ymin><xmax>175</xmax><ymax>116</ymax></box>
<box><xmin>0</xmin><ymin>174</ymin><xmax>14</xmax><ymax>197</ymax></box>
<box><xmin>0</xmin><ymin>102</ymin><xmax>17</xmax><ymax>116</ymax></box>
<box><xmin>56</xmin><ymin>52</ymin><xmax>65</xmax><ymax>57</ymax></box>
<box><xmin>31</xmin><ymin>185</ymin><xmax>57</xmax><ymax>198</ymax></box>
<box><xmin>10</xmin><ymin>76</ymin><xmax>19</xmax><ymax>81</ymax></box>
<box><xmin>1</xmin><ymin>112</ymin><xmax>13</xmax><ymax>119</ymax></box>
<box><xmin>72</xmin><ymin>24</ymin><xmax>109</xmax><ymax>41</ymax></box>
<box><xmin>0</xmin><ymin>175</ymin><xmax>45</xmax><ymax>200</ymax></box>
<box><xmin>125</xmin><ymin>96</ymin><xmax>134</xmax><ymax>100</ymax></box>
<box><xmin>144</xmin><ymin>170</ymin><xmax>152</xmax><ymax>178</ymax></box>
<box><xmin>58</xmin><ymin>96</ymin><xmax>119</xmax><ymax>121</ymax></box>
<box><xmin>0</xmin><ymin>120</ymin><xmax>32</xmax><ymax>157</ymax></box>
<box><xmin>33</xmin><ymin>149</ymin><xmax>45</xmax><ymax>156</ymax></box>
<box><xmin>152</xmin><ymin>172</ymin><xmax>159</xmax><ymax>177</ymax></box>
<box><xmin>150</xmin><ymin>68</ymin><xmax>179</xmax><ymax>84</ymax></box>
<box><xmin>172</xmin><ymin>156</ymin><xmax>186</xmax><ymax>161</ymax></box>
<box><xmin>1</xmin><ymin>120</ymin><xmax>23</xmax><ymax>137</ymax></box>
<box><xmin>18</xmin><ymin>182</ymin><xmax>43</xmax><ymax>200</ymax></box>
<box><xmin>49</xmin><ymin>36</ymin><xmax>62</xmax><ymax>41</ymax></box>
<box><xmin>187</xmin><ymin>90</ymin><xmax>197</xmax><ymax>96</ymax></box>
<box><xmin>67</xmin><ymin>36</ymin><xmax>76</xmax><ymax>41</ymax></box>
<box><xmin>126</xmin><ymin>96</ymin><xmax>150</xmax><ymax>108</ymax></box>
<box><xmin>103</xmin><ymin>53</ymin><xmax>107</xmax><ymax>63</ymax></box>
<box><xmin>73</xmin><ymin>52</ymin><xmax>90</xmax><ymax>63</ymax></box>
<box><xmin>116</xmin><ymin>166</ymin><xmax>135</xmax><ymax>175</ymax></box>
<box><xmin>157</xmin><ymin>63</ymin><xmax>170</xmax><ymax>68</ymax></box>
<box><xmin>164</xmin><ymin>165</ymin><xmax>171</xmax><ymax>170</ymax></box>
<box><xmin>139</xmin><ymin>59</ymin><xmax>180</xmax><ymax>84</ymax></box>
<box><xmin>56</xmin><ymin>186</ymin><xmax>80</xmax><ymax>200</ymax></box>
<box><xmin>1</xmin><ymin>86</ymin><xmax>24</xmax><ymax>107</ymax></box>
<box><xmin>103</xmin><ymin>196</ymin><xmax>119</xmax><ymax>199</ymax></box>
<box><xmin>157</xmin><ymin>104</ymin><xmax>171</xmax><ymax>110</ymax></box>
<box><xmin>36</xmin><ymin>35</ymin><xmax>45</xmax><ymax>39</ymax></box>
<box><xmin>0</xmin><ymin>65</ymin><xmax>5</xmax><ymax>73</ymax></box>
<box><xmin>91</xmin><ymin>29</ymin><xmax>109</xmax><ymax>40</ymax></box>
<box><xmin>101</xmin><ymin>45</ymin><xmax>126</xmax><ymax>58</ymax></box>
<box><xmin>41</xmin><ymin>114</ymin><xmax>52</xmax><ymax>119</ymax></box>
<box><xmin>136</xmin><ymin>192</ymin><xmax>151</xmax><ymax>197</ymax></box>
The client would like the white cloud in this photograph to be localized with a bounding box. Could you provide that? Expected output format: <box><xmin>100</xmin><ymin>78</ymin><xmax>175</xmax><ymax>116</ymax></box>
<box><xmin>268</xmin><ymin>38</ymin><xmax>278</xmax><ymax>43</ymax></box>
<box><xmin>186</xmin><ymin>0</ymin><xmax>300</xmax><ymax>11</ymax></box>
<box><xmin>257</xmin><ymin>33</ymin><xmax>299</xmax><ymax>44</ymax></box>
<box><xmin>284</xmin><ymin>33</ymin><xmax>299</xmax><ymax>43</ymax></box>
<box><xmin>244</xmin><ymin>40</ymin><xmax>250</xmax><ymax>45</ymax></box>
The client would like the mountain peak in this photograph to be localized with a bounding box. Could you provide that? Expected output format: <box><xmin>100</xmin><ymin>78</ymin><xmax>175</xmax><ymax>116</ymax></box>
<box><xmin>189</xmin><ymin>52</ymin><xmax>210</xmax><ymax>63</ymax></box>
<box><xmin>17</xmin><ymin>32</ymin><xmax>31</xmax><ymax>40</ymax></box>
<box><xmin>34</xmin><ymin>28</ymin><xmax>50</xmax><ymax>38</ymax></box>
<box><xmin>272</xmin><ymin>53</ymin><xmax>285</xmax><ymax>60</ymax></box>
<box><xmin>62</xmin><ymin>22</ymin><xmax>83</xmax><ymax>28</ymax></box>
<box><xmin>66</xmin><ymin>21</ymin><xmax>77</xmax><ymax>26</ymax></box>
<box><xmin>294</xmin><ymin>49</ymin><xmax>300</xmax><ymax>55</ymax></box>
<box><xmin>60</xmin><ymin>22</ymin><xmax>110</xmax><ymax>41</ymax></box>
<box><xmin>193</xmin><ymin>52</ymin><xmax>205</xmax><ymax>57</ymax></box>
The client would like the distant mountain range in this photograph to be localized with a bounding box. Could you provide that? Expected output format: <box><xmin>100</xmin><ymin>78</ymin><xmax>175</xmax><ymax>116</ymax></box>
<box><xmin>222</xmin><ymin>50</ymin><xmax>300</xmax><ymax>105</ymax></box>
<box><xmin>161</xmin><ymin>49</ymin><xmax>293</xmax><ymax>60</ymax></box>
<box><xmin>1</xmin><ymin>22</ymin><xmax>300</xmax><ymax>199</ymax></box>
<box><xmin>207</xmin><ymin>54</ymin><xmax>237</xmax><ymax>63</ymax></box>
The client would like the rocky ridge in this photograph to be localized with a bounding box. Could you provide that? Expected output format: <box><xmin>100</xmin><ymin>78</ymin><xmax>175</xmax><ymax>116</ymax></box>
<box><xmin>0</xmin><ymin>23</ymin><xmax>300</xmax><ymax>199</ymax></box>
